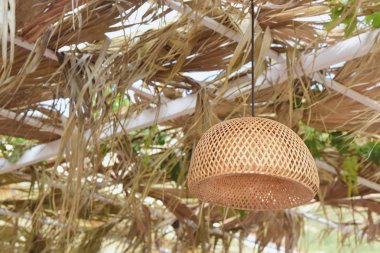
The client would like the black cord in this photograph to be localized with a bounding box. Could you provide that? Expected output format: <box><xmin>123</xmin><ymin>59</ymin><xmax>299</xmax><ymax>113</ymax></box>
<box><xmin>251</xmin><ymin>0</ymin><xmax>255</xmax><ymax>117</ymax></box>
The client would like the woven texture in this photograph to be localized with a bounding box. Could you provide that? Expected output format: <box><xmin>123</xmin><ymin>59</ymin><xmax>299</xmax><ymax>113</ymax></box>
<box><xmin>188</xmin><ymin>117</ymin><xmax>319</xmax><ymax>210</ymax></box>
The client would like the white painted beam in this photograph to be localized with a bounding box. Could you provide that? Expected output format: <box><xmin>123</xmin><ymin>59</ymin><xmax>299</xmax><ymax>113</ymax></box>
<box><xmin>130</xmin><ymin>83</ymin><xmax>156</xmax><ymax>101</ymax></box>
<box><xmin>0</xmin><ymin>108</ymin><xmax>64</xmax><ymax>135</ymax></box>
<box><xmin>316</xmin><ymin>159</ymin><xmax>380</xmax><ymax>192</ymax></box>
<box><xmin>164</xmin><ymin>0</ymin><xmax>284</xmax><ymax>62</ymax></box>
<box><xmin>13</xmin><ymin>36</ymin><xmax>59</xmax><ymax>62</ymax></box>
<box><xmin>264</xmin><ymin>29</ymin><xmax>380</xmax><ymax>87</ymax></box>
<box><xmin>0</xmin><ymin>95</ymin><xmax>197</xmax><ymax>174</ymax></box>
<box><xmin>295</xmin><ymin>210</ymin><xmax>366</xmax><ymax>237</ymax></box>
<box><xmin>262</xmin><ymin>2</ymin><xmax>298</xmax><ymax>10</ymax></box>
<box><xmin>173</xmin><ymin>0</ymin><xmax>380</xmax><ymax>111</ymax></box>
<box><xmin>98</xmin><ymin>94</ymin><xmax>196</xmax><ymax>140</ymax></box>
<box><xmin>223</xmin><ymin>29</ymin><xmax>380</xmax><ymax>99</ymax></box>
<box><xmin>313</xmin><ymin>73</ymin><xmax>380</xmax><ymax>111</ymax></box>
<box><xmin>13</xmin><ymin>36</ymin><xmax>165</xmax><ymax>103</ymax></box>
<box><xmin>130</xmin><ymin>83</ymin><xmax>169</xmax><ymax>102</ymax></box>
<box><xmin>0</xmin><ymin>140</ymin><xmax>61</xmax><ymax>175</ymax></box>
<box><xmin>164</xmin><ymin>0</ymin><xmax>241</xmax><ymax>41</ymax></box>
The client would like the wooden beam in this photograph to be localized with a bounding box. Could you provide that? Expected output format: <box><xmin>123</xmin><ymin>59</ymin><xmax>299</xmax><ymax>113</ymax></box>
<box><xmin>130</xmin><ymin>82</ymin><xmax>169</xmax><ymax>103</ymax></box>
<box><xmin>164</xmin><ymin>0</ymin><xmax>284</xmax><ymax>62</ymax></box>
<box><xmin>98</xmin><ymin>94</ymin><xmax>196</xmax><ymax>140</ymax></box>
<box><xmin>316</xmin><ymin>159</ymin><xmax>380</xmax><ymax>192</ymax></box>
<box><xmin>173</xmin><ymin>0</ymin><xmax>380</xmax><ymax>111</ymax></box>
<box><xmin>13</xmin><ymin>36</ymin><xmax>165</xmax><ymax>103</ymax></box>
<box><xmin>0</xmin><ymin>108</ymin><xmax>64</xmax><ymax>135</ymax></box>
<box><xmin>295</xmin><ymin>210</ymin><xmax>366</xmax><ymax>237</ymax></box>
<box><xmin>13</xmin><ymin>36</ymin><xmax>58</xmax><ymax>62</ymax></box>
<box><xmin>164</xmin><ymin>0</ymin><xmax>241</xmax><ymax>41</ymax></box>
<box><xmin>0</xmin><ymin>140</ymin><xmax>61</xmax><ymax>175</ymax></box>
<box><xmin>223</xmin><ymin>29</ymin><xmax>380</xmax><ymax>98</ymax></box>
<box><xmin>0</xmin><ymin>94</ymin><xmax>197</xmax><ymax>174</ymax></box>
<box><xmin>313</xmin><ymin>73</ymin><xmax>380</xmax><ymax>111</ymax></box>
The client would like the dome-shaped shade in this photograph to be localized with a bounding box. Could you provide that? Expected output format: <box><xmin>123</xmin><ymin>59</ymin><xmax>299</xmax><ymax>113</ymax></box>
<box><xmin>187</xmin><ymin>117</ymin><xmax>319</xmax><ymax>210</ymax></box>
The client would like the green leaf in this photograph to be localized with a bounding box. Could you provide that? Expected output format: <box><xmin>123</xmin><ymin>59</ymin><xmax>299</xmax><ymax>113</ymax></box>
<box><xmin>366</xmin><ymin>12</ymin><xmax>380</xmax><ymax>28</ymax></box>
<box><xmin>304</xmin><ymin>139</ymin><xmax>321</xmax><ymax>158</ymax></box>
<box><xmin>239</xmin><ymin>210</ymin><xmax>246</xmax><ymax>218</ymax></box>
<box><xmin>330</xmin><ymin>131</ymin><xmax>353</xmax><ymax>154</ymax></box>
<box><xmin>158</xmin><ymin>136</ymin><xmax>166</xmax><ymax>145</ymax></box>
<box><xmin>294</xmin><ymin>96</ymin><xmax>303</xmax><ymax>109</ymax></box>
<box><xmin>326</xmin><ymin>1</ymin><xmax>360</xmax><ymax>37</ymax></box>
<box><xmin>325</xmin><ymin>4</ymin><xmax>344</xmax><ymax>30</ymax></box>
<box><xmin>112</xmin><ymin>94</ymin><xmax>129</xmax><ymax>112</ymax></box>
<box><xmin>359</xmin><ymin>142</ymin><xmax>380</xmax><ymax>165</ymax></box>
<box><xmin>170</xmin><ymin>162</ymin><xmax>181</xmax><ymax>182</ymax></box>
<box><xmin>0</xmin><ymin>142</ymin><xmax>9</xmax><ymax>159</ymax></box>
<box><xmin>331</xmin><ymin>5</ymin><xmax>344</xmax><ymax>20</ymax></box>
<box><xmin>8</xmin><ymin>146</ymin><xmax>25</xmax><ymax>163</ymax></box>
<box><xmin>341</xmin><ymin>156</ymin><xmax>360</xmax><ymax>196</ymax></box>
<box><xmin>301</xmin><ymin>125</ymin><xmax>327</xmax><ymax>158</ymax></box>
<box><xmin>343</xmin><ymin>15</ymin><xmax>357</xmax><ymax>37</ymax></box>
<box><xmin>156</xmin><ymin>132</ymin><xmax>166</xmax><ymax>146</ymax></box>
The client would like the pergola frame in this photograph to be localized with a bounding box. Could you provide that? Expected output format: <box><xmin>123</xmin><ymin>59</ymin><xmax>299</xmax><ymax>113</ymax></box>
<box><xmin>2</xmin><ymin>1</ymin><xmax>380</xmax><ymax>193</ymax></box>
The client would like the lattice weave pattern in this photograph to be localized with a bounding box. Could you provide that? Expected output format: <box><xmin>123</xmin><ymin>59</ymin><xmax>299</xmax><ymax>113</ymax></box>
<box><xmin>188</xmin><ymin>117</ymin><xmax>319</xmax><ymax>210</ymax></box>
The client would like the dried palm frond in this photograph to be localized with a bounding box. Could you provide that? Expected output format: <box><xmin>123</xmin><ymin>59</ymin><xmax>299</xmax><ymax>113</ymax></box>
<box><xmin>1</xmin><ymin>0</ymin><xmax>380</xmax><ymax>252</ymax></box>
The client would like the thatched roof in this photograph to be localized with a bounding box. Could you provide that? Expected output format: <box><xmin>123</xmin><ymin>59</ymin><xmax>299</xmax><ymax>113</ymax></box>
<box><xmin>1</xmin><ymin>0</ymin><xmax>380</xmax><ymax>252</ymax></box>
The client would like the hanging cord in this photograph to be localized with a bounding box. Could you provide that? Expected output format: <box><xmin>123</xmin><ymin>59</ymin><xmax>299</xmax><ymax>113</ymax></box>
<box><xmin>251</xmin><ymin>0</ymin><xmax>255</xmax><ymax>117</ymax></box>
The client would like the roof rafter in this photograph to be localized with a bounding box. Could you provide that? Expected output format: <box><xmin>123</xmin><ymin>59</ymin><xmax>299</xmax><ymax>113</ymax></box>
<box><xmin>224</xmin><ymin>29</ymin><xmax>380</xmax><ymax>98</ymax></box>
<box><xmin>0</xmin><ymin>108</ymin><xmax>64</xmax><ymax>135</ymax></box>
<box><xmin>316</xmin><ymin>159</ymin><xmax>380</xmax><ymax>192</ymax></box>
<box><xmin>12</xmin><ymin>36</ymin><xmax>59</xmax><ymax>61</ymax></box>
<box><xmin>173</xmin><ymin>0</ymin><xmax>380</xmax><ymax>111</ymax></box>
<box><xmin>0</xmin><ymin>94</ymin><xmax>197</xmax><ymax>174</ymax></box>
<box><xmin>164</xmin><ymin>0</ymin><xmax>284</xmax><ymax>62</ymax></box>
<box><xmin>313</xmin><ymin>73</ymin><xmax>380</xmax><ymax>111</ymax></box>
<box><xmin>130</xmin><ymin>82</ymin><xmax>169</xmax><ymax>103</ymax></box>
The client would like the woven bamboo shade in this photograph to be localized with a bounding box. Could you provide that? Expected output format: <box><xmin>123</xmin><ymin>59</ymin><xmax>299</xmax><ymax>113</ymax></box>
<box><xmin>187</xmin><ymin>117</ymin><xmax>319</xmax><ymax>210</ymax></box>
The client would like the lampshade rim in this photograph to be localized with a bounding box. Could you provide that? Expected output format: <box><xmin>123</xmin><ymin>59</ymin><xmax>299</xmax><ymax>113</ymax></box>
<box><xmin>189</xmin><ymin>171</ymin><xmax>317</xmax><ymax>194</ymax></box>
<box><xmin>189</xmin><ymin>172</ymin><xmax>316</xmax><ymax>211</ymax></box>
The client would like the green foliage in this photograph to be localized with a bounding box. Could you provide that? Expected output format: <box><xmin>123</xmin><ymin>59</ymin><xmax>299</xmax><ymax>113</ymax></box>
<box><xmin>341</xmin><ymin>156</ymin><xmax>360</xmax><ymax>196</ymax></box>
<box><xmin>330</xmin><ymin>131</ymin><xmax>353</xmax><ymax>154</ymax></box>
<box><xmin>365</xmin><ymin>11</ymin><xmax>380</xmax><ymax>28</ymax></box>
<box><xmin>294</xmin><ymin>96</ymin><xmax>303</xmax><ymax>109</ymax></box>
<box><xmin>129</xmin><ymin>126</ymin><xmax>189</xmax><ymax>183</ymax></box>
<box><xmin>326</xmin><ymin>0</ymin><xmax>359</xmax><ymax>37</ymax></box>
<box><xmin>299</xmin><ymin>124</ymin><xmax>380</xmax><ymax>197</ymax></box>
<box><xmin>301</xmin><ymin>125</ymin><xmax>328</xmax><ymax>158</ymax></box>
<box><xmin>326</xmin><ymin>0</ymin><xmax>380</xmax><ymax>36</ymax></box>
<box><xmin>239</xmin><ymin>210</ymin><xmax>246</xmax><ymax>218</ymax></box>
<box><xmin>358</xmin><ymin>142</ymin><xmax>380</xmax><ymax>166</ymax></box>
<box><xmin>300</xmin><ymin>124</ymin><xmax>379</xmax><ymax>163</ymax></box>
<box><xmin>130</xmin><ymin>126</ymin><xmax>169</xmax><ymax>153</ymax></box>
<box><xmin>112</xmin><ymin>93</ymin><xmax>129</xmax><ymax>112</ymax></box>
<box><xmin>170</xmin><ymin>161</ymin><xmax>181</xmax><ymax>182</ymax></box>
<box><xmin>0</xmin><ymin>137</ymin><xmax>35</xmax><ymax>163</ymax></box>
<box><xmin>99</xmin><ymin>142</ymin><xmax>110</xmax><ymax>156</ymax></box>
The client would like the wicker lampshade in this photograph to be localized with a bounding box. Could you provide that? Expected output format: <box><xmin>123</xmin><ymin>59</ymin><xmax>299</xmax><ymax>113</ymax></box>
<box><xmin>187</xmin><ymin>117</ymin><xmax>319</xmax><ymax>210</ymax></box>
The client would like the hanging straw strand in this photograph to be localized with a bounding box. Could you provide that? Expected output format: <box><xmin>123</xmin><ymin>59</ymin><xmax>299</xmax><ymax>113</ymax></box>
<box><xmin>251</xmin><ymin>0</ymin><xmax>255</xmax><ymax>117</ymax></box>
